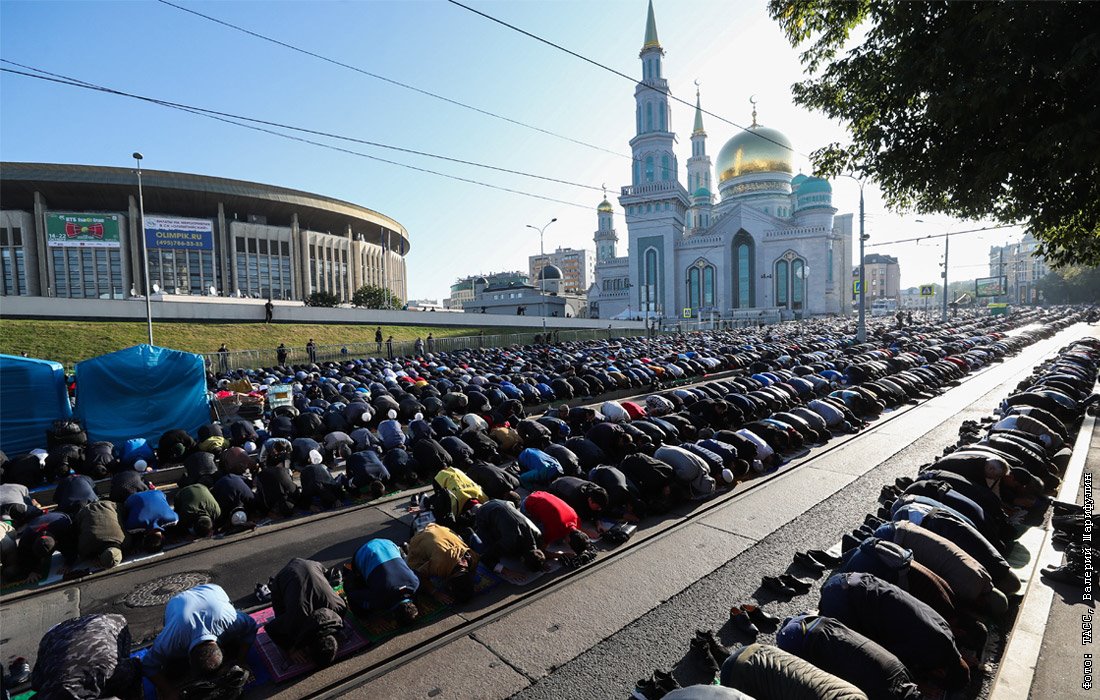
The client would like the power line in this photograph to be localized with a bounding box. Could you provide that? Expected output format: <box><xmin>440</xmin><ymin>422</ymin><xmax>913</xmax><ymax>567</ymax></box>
<box><xmin>864</xmin><ymin>223</ymin><xmax>1022</xmax><ymax>248</ymax></box>
<box><xmin>0</xmin><ymin>62</ymin><xmax>598</xmax><ymax>209</ymax></box>
<box><xmin>445</xmin><ymin>0</ymin><xmax>806</xmax><ymax>158</ymax></box>
<box><xmin>156</xmin><ymin>0</ymin><xmax>632</xmax><ymax>162</ymax></box>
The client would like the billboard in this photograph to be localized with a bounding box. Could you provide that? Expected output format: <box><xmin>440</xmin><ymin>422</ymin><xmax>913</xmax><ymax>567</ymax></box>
<box><xmin>145</xmin><ymin>215</ymin><xmax>214</xmax><ymax>251</ymax></box>
<box><xmin>975</xmin><ymin>276</ymin><xmax>1007</xmax><ymax>298</ymax></box>
<box><xmin>46</xmin><ymin>213</ymin><xmax>121</xmax><ymax>248</ymax></box>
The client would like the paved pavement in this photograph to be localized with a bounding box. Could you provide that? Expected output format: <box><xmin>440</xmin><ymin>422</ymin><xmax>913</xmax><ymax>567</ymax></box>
<box><xmin>2</xmin><ymin>321</ymin><xmax>1094</xmax><ymax>700</ymax></box>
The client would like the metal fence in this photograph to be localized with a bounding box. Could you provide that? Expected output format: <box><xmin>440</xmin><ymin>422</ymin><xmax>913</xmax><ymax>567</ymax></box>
<box><xmin>201</xmin><ymin>326</ymin><xmax>652</xmax><ymax>372</ymax></box>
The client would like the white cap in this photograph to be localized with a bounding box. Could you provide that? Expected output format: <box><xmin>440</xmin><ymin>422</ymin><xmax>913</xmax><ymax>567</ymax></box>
<box><xmin>387</xmin><ymin>409</ymin><xmax>397</xmax><ymax>420</ymax></box>
<box><xmin>230</xmin><ymin>510</ymin><xmax>248</xmax><ymax>526</ymax></box>
<box><xmin>721</xmin><ymin>468</ymin><xmax>735</xmax><ymax>484</ymax></box>
<box><xmin>134</xmin><ymin>459</ymin><xmax>148</xmax><ymax>471</ymax></box>
<box><xmin>243</xmin><ymin>441</ymin><xmax>257</xmax><ymax>454</ymax></box>
<box><xmin>309</xmin><ymin>449</ymin><xmax>323</xmax><ymax>465</ymax></box>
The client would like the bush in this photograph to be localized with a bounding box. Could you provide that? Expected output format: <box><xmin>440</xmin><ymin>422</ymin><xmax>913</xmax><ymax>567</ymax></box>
<box><xmin>305</xmin><ymin>291</ymin><xmax>340</xmax><ymax>307</ymax></box>
<box><xmin>352</xmin><ymin>285</ymin><xmax>402</xmax><ymax>309</ymax></box>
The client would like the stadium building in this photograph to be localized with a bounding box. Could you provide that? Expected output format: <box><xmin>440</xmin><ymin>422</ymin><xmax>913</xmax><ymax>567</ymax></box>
<box><xmin>0</xmin><ymin>162</ymin><xmax>409</xmax><ymax>303</ymax></box>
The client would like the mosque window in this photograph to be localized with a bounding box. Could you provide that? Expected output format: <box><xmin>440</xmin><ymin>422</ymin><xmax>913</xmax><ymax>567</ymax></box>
<box><xmin>646</xmin><ymin>103</ymin><xmax>653</xmax><ymax>132</ymax></box>
<box><xmin>661</xmin><ymin>155</ymin><xmax>670</xmax><ymax>181</ymax></box>
<box><xmin>827</xmin><ymin>244</ymin><xmax>834</xmax><ymax>283</ymax></box>
<box><xmin>645</xmin><ymin>157</ymin><xmax>654</xmax><ymax>182</ymax></box>
<box><xmin>703</xmin><ymin>265</ymin><xmax>715</xmax><ymax>306</ymax></box>
<box><xmin>636</xmin><ymin>106</ymin><xmax>642</xmax><ymax>135</ymax></box>
<box><xmin>644</xmin><ymin>247</ymin><xmax>659</xmax><ymax>311</ymax></box>
<box><xmin>775</xmin><ymin>260</ymin><xmax>789</xmax><ymax>306</ymax></box>
<box><xmin>733</xmin><ymin>231</ymin><xmax>755</xmax><ymax>308</ymax></box>
<box><xmin>688</xmin><ymin>267</ymin><xmax>701</xmax><ymax>309</ymax></box>
<box><xmin>634</xmin><ymin>160</ymin><xmax>641</xmax><ymax>185</ymax></box>
<box><xmin>659</xmin><ymin>105</ymin><xmax>666</xmax><ymax>131</ymax></box>
<box><xmin>791</xmin><ymin>258</ymin><xmax>805</xmax><ymax>310</ymax></box>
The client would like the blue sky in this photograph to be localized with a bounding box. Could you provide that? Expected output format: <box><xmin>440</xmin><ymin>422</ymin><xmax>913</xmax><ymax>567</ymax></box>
<box><xmin>0</xmin><ymin>0</ymin><xmax>1022</xmax><ymax>300</ymax></box>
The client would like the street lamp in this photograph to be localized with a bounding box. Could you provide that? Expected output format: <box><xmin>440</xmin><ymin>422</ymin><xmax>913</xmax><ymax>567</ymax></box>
<box><xmin>526</xmin><ymin>218</ymin><xmax>557</xmax><ymax>305</ymax></box>
<box><xmin>133</xmin><ymin>152</ymin><xmax>153</xmax><ymax>345</ymax></box>
<box><xmin>836</xmin><ymin>174</ymin><xmax>868</xmax><ymax>341</ymax></box>
<box><xmin>916</xmin><ymin>219</ymin><xmax>950</xmax><ymax>323</ymax></box>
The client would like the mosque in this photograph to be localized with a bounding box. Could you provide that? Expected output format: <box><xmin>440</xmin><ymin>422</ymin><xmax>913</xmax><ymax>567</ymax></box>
<box><xmin>587</xmin><ymin>1</ymin><xmax>853</xmax><ymax>322</ymax></box>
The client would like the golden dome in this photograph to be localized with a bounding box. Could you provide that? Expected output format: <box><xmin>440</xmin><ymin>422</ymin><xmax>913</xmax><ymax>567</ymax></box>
<box><xmin>597</xmin><ymin>198</ymin><xmax>614</xmax><ymax>213</ymax></box>
<box><xmin>715</xmin><ymin>125</ymin><xmax>795</xmax><ymax>183</ymax></box>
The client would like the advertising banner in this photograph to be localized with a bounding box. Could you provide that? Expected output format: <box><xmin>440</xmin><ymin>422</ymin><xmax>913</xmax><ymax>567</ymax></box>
<box><xmin>975</xmin><ymin>276</ymin><xmax>1007</xmax><ymax>298</ymax></box>
<box><xmin>145</xmin><ymin>215</ymin><xmax>214</xmax><ymax>251</ymax></box>
<box><xmin>46</xmin><ymin>213</ymin><xmax>121</xmax><ymax>248</ymax></box>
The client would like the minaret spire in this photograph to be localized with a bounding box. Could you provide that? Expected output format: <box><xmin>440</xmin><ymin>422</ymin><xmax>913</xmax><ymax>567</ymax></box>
<box><xmin>693</xmin><ymin>83</ymin><xmax>705</xmax><ymax>136</ymax></box>
<box><xmin>642</xmin><ymin>0</ymin><xmax>660</xmax><ymax>50</ymax></box>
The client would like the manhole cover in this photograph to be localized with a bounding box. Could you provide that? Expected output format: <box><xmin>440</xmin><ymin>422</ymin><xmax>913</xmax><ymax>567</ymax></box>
<box><xmin>123</xmin><ymin>572</ymin><xmax>212</xmax><ymax>607</ymax></box>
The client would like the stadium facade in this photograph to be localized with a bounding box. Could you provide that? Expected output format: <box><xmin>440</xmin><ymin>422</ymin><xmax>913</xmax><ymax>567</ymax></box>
<box><xmin>0</xmin><ymin>162</ymin><xmax>409</xmax><ymax>303</ymax></box>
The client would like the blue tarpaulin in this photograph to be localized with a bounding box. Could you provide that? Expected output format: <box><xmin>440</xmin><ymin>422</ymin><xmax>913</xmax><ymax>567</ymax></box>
<box><xmin>75</xmin><ymin>345</ymin><xmax>209</xmax><ymax>447</ymax></box>
<box><xmin>0</xmin><ymin>354</ymin><xmax>73</xmax><ymax>455</ymax></box>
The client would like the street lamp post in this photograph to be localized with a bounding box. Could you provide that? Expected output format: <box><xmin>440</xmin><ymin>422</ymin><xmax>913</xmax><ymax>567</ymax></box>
<box><xmin>133</xmin><ymin>152</ymin><xmax>153</xmax><ymax>345</ymax></box>
<box><xmin>526</xmin><ymin>218</ymin><xmax>557</xmax><ymax>320</ymax></box>
<box><xmin>916</xmin><ymin>219</ymin><xmax>951</xmax><ymax>323</ymax></box>
<box><xmin>836</xmin><ymin>174</ymin><xmax>868</xmax><ymax>341</ymax></box>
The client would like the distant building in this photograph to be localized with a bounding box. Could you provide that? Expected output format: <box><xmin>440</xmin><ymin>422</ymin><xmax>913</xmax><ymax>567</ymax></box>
<box><xmin>988</xmin><ymin>233</ymin><xmax>1048</xmax><ymax>304</ymax></box>
<box><xmin>853</xmin><ymin>253</ymin><xmax>900</xmax><ymax>301</ymax></box>
<box><xmin>529</xmin><ymin>247</ymin><xmax>594</xmax><ymax>295</ymax></box>
<box><xmin>444</xmin><ymin>270</ymin><xmax>529</xmax><ymax>309</ymax></box>
<box><xmin>462</xmin><ymin>265</ymin><xmax>587</xmax><ymax>318</ymax></box>
<box><xmin>405</xmin><ymin>298</ymin><xmax>447</xmax><ymax>312</ymax></box>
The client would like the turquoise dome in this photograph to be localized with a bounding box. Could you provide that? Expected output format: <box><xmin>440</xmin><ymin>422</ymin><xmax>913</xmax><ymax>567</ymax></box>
<box><xmin>798</xmin><ymin>176</ymin><xmax>832</xmax><ymax>194</ymax></box>
<box><xmin>791</xmin><ymin>173</ymin><xmax>808</xmax><ymax>189</ymax></box>
<box><xmin>693</xmin><ymin>186</ymin><xmax>711</xmax><ymax>199</ymax></box>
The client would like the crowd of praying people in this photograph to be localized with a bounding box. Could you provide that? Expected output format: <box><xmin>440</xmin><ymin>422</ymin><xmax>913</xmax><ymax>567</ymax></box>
<box><xmin>0</xmin><ymin>306</ymin><xmax>1095</xmax><ymax>699</ymax></box>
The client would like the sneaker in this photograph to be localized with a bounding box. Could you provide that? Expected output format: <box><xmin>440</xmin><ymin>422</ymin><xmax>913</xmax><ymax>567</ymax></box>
<box><xmin>6</xmin><ymin>658</ymin><xmax>30</xmax><ymax>687</ymax></box>
<box><xmin>793</xmin><ymin>551</ymin><xmax>826</xmax><ymax>574</ymax></box>
<box><xmin>742</xmin><ymin>603</ymin><xmax>781</xmax><ymax>629</ymax></box>
<box><xmin>1042</xmin><ymin>563</ymin><xmax>1083</xmax><ymax>585</ymax></box>
<box><xmin>631</xmin><ymin>676</ymin><xmax>662</xmax><ymax>700</ymax></box>
<box><xmin>761</xmin><ymin>575</ymin><xmax>797</xmax><ymax>596</ymax></box>
<box><xmin>729</xmin><ymin>606</ymin><xmax>761</xmax><ymax>637</ymax></box>
<box><xmin>701</xmin><ymin>629</ymin><xmax>734</xmax><ymax>665</ymax></box>
<box><xmin>841</xmin><ymin>533</ymin><xmax>862</xmax><ymax>553</ymax></box>
<box><xmin>254</xmin><ymin>583</ymin><xmax>272</xmax><ymax>604</ymax></box>
<box><xmin>653</xmin><ymin>669</ymin><xmax>680</xmax><ymax>694</ymax></box>
<box><xmin>876</xmin><ymin>505</ymin><xmax>893</xmax><ymax>521</ymax></box>
<box><xmin>864</xmin><ymin>514</ymin><xmax>885</xmax><ymax>529</ymax></box>
<box><xmin>689</xmin><ymin>636</ymin><xmax>718</xmax><ymax>674</ymax></box>
<box><xmin>807</xmin><ymin>548</ymin><xmax>843</xmax><ymax>566</ymax></box>
<box><xmin>780</xmin><ymin>573</ymin><xmax>814</xmax><ymax>594</ymax></box>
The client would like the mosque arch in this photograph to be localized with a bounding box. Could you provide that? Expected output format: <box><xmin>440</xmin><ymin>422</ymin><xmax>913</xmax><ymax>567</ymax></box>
<box><xmin>732</xmin><ymin>230</ymin><xmax>755</xmax><ymax>308</ymax></box>
<box><xmin>643</xmin><ymin>246</ymin><xmax>660</xmax><ymax>312</ymax></box>
<box><xmin>685</xmin><ymin>258</ymin><xmax>716</xmax><ymax>312</ymax></box>
<box><xmin>774</xmin><ymin>249</ymin><xmax>807</xmax><ymax>311</ymax></box>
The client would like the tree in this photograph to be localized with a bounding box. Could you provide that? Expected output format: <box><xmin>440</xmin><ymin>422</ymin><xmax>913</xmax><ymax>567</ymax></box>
<box><xmin>768</xmin><ymin>1</ymin><xmax>1100</xmax><ymax>267</ymax></box>
<box><xmin>304</xmin><ymin>291</ymin><xmax>340</xmax><ymax>307</ymax></box>
<box><xmin>351</xmin><ymin>285</ymin><xmax>402</xmax><ymax>309</ymax></box>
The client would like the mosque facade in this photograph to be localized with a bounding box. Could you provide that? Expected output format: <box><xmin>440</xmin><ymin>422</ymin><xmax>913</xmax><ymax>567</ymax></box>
<box><xmin>588</xmin><ymin>1</ymin><xmax>853</xmax><ymax>322</ymax></box>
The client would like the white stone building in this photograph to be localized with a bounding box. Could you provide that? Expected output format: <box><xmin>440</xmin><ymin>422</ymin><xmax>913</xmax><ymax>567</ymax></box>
<box><xmin>588</xmin><ymin>1</ymin><xmax>853</xmax><ymax>322</ymax></box>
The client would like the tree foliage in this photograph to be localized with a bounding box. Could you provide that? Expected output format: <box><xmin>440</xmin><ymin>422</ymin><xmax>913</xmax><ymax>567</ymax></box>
<box><xmin>351</xmin><ymin>285</ymin><xmax>401</xmax><ymax>309</ymax></box>
<box><xmin>304</xmin><ymin>291</ymin><xmax>340</xmax><ymax>307</ymax></box>
<box><xmin>1036</xmin><ymin>265</ymin><xmax>1100</xmax><ymax>304</ymax></box>
<box><xmin>768</xmin><ymin>0</ymin><xmax>1100</xmax><ymax>267</ymax></box>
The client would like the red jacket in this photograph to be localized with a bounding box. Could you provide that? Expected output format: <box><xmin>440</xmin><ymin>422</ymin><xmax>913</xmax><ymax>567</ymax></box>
<box><xmin>523</xmin><ymin>491</ymin><xmax>579</xmax><ymax>544</ymax></box>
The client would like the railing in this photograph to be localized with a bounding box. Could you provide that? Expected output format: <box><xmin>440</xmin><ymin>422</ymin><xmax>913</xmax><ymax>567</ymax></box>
<box><xmin>201</xmin><ymin>327</ymin><xmax>650</xmax><ymax>372</ymax></box>
<box><xmin>620</xmin><ymin>181</ymin><xmax>686</xmax><ymax>197</ymax></box>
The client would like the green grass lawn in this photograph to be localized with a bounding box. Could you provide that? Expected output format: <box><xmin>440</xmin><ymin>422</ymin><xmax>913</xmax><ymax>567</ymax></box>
<box><xmin>0</xmin><ymin>319</ymin><xmax>542</xmax><ymax>366</ymax></box>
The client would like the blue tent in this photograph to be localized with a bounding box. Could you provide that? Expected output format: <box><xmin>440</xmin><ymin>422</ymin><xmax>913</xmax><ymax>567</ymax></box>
<box><xmin>0</xmin><ymin>354</ymin><xmax>73</xmax><ymax>455</ymax></box>
<box><xmin>74</xmin><ymin>345</ymin><xmax>209</xmax><ymax>447</ymax></box>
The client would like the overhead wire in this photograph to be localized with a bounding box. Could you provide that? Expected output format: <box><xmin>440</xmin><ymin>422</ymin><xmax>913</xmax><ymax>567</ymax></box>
<box><xmin>864</xmin><ymin>223</ymin><xmax>1022</xmax><ymax>248</ymax></box>
<box><xmin>156</xmin><ymin>0</ymin><xmax>633</xmax><ymax>162</ymax></box>
<box><xmin>444</xmin><ymin>0</ymin><xmax>808</xmax><ymax>159</ymax></box>
<box><xmin>0</xmin><ymin>61</ymin><xmax>598</xmax><ymax>209</ymax></box>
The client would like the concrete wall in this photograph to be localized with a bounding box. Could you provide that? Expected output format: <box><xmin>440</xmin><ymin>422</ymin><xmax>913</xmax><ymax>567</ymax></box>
<box><xmin>0</xmin><ymin>295</ymin><xmax>646</xmax><ymax>330</ymax></box>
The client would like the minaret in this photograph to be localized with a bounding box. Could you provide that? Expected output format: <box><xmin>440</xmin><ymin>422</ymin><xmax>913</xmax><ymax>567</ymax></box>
<box><xmin>594</xmin><ymin>188</ymin><xmax>618</xmax><ymax>262</ymax></box>
<box><xmin>628</xmin><ymin>0</ymin><xmax>678</xmax><ymax>188</ymax></box>
<box><xmin>686</xmin><ymin>85</ymin><xmax>714</xmax><ymax>229</ymax></box>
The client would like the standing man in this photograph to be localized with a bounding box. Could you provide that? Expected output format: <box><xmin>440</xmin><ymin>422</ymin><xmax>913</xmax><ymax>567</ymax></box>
<box><xmin>375</xmin><ymin>326</ymin><xmax>383</xmax><ymax>353</ymax></box>
<box><xmin>264</xmin><ymin>298</ymin><xmax>274</xmax><ymax>324</ymax></box>
<box><xmin>414</xmin><ymin>337</ymin><xmax>424</xmax><ymax>356</ymax></box>
<box><xmin>218</xmin><ymin>343</ymin><xmax>230</xmax><ymax>374</ymax></box>
<box><xmin>386</xmin><ymin>336</ymin><xmax>394</xmax><ymax>359</ymax></box>
<box><xmin>306</xmin><ymin>339</ymin><xmax>317</xmax><ymax>364</ymax></box>
<box><xmin>276</xmin><ymin>343</ymin><xmax>289</xmax><ymax>366</ymax></box>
